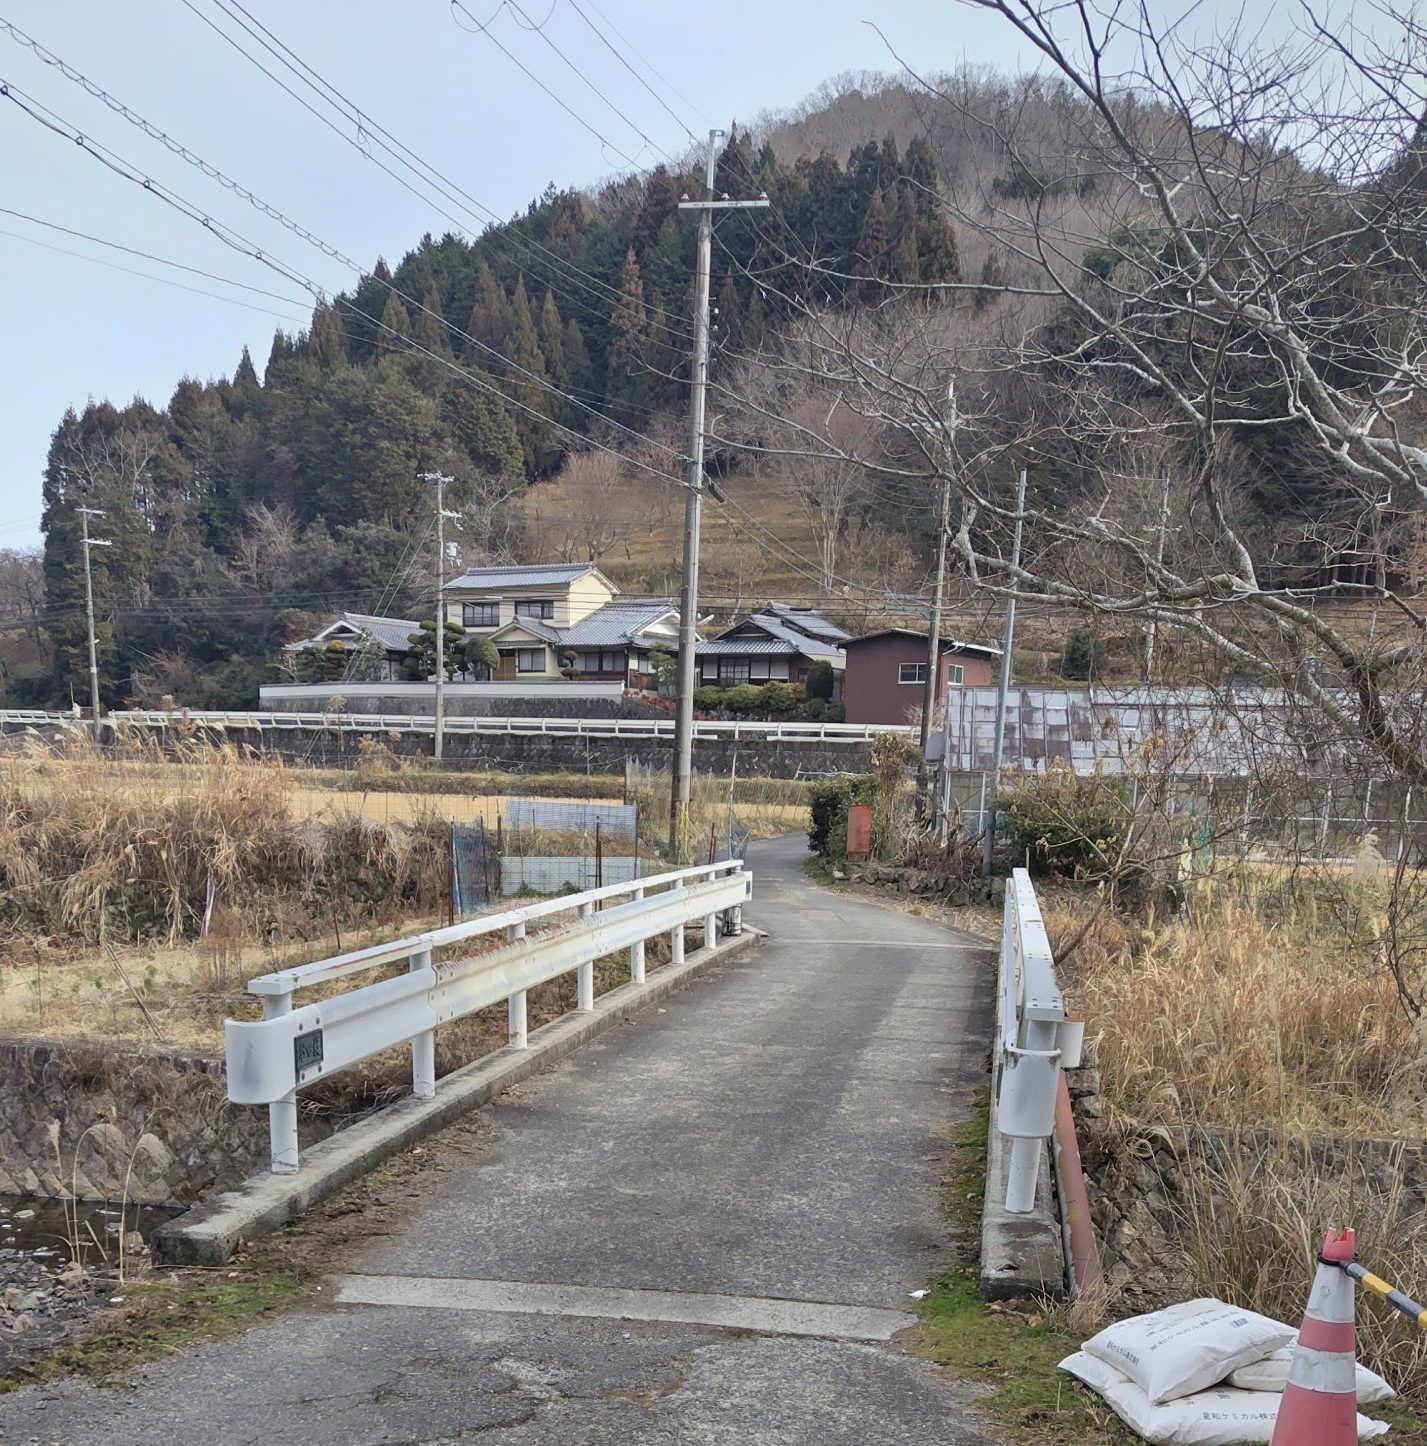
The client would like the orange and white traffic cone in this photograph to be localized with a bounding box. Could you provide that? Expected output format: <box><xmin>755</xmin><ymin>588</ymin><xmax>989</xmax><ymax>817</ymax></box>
<box><xmin>1270</xmin><ymin>1227</ymin><xmax>1358</xmax><ymax>1445</ymax></box>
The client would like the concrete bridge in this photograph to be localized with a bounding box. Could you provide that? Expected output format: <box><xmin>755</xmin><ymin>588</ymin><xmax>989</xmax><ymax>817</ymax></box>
<box><xmin>0</xmin><ymin>837</ymin><xmax>1016</xmax><ymax>1444</ymax></box>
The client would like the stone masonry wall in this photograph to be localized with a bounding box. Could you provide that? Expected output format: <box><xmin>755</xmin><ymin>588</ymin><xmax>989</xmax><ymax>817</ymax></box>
<box><xmin>0</xmin><ymin>1037</ymin><xmax>280</xmax><ymax>1206</ymax></box>
<box><xmin>1066</xmin><ymin>1047</ymin><xmax>1427</xmax><ymax>1310</ymax></box>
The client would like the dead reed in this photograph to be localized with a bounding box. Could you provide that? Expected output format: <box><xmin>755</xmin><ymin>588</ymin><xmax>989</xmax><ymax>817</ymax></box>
<box><xmin>0</xmin><ymin>735</ymin><xmax>446</xmax><ymax>944</ymax></box>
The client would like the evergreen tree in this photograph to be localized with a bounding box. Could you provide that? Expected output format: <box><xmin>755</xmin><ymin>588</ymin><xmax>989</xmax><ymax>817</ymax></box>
<box><xmin>562</xmin><ymin>316</ymin><xmax>592</xmax><ymax>397</ymax></box>
<box><xmin>856</xmin><ymin>185</ymin><xmax>889</xmax><ymax>298</ymax></box>
<box><xmin>503</xmin><ymin>275</ymin><xmax>552</xmax><ymax>472</ymax></box>
<box><xmin>537</xmin><ymin>290</ymin><xmax>566</xmax><ymax>388</ymax></box>
<box><xmin>606</xmin><ymin>247</ymin><xmax>650</xmax><ymax>425</ymax></box>
<box><xmin>376</xmin><ymin>289</ymin><xmax>411</xmax><ymax>355</ymax></box>
<box><xmin>233</xmin><ymin>346</ymin><xmax>260</xmax><ymax>394</ymax></box>
<box><xmin>889</xmin><ymin>182</ymin><xmax>921</xmax><ymax>286</ymax></box>
<box><xmin>464</xmin><ymin>260</ymin><xmax>507</xmax><ymax>370</ymax></box>
<box><xmin>715</xmin><ymin>271</ymin><xmax>743</xmax><ymax>348</ymax></box>
<box><xmin>920</xmin><ymin>203</ymin><xmax>962</xmax><ymax>291</ymax></box>
<box><xmin>744</xmin><ymin>285</ymin><xmax>767</xmax><ymax>350</ymax></box>
<box><xmin>265</xmin><ymin>331</ymin><xmax>298</xmax><ymax>385</ymax></box>
<box><xmin>307</xmin><ymin>301</ymin><xmax>346</xmax><ymax>368</ymax></box>
<box><xmin>411</xmin><ymin>287</ymin><xmax>452</xmax><ymax>357</ymax></box>
<box><xmin>975</xmin><ymin>249</ymin><xmax>1007</xmax><ymax>311</ymax></box>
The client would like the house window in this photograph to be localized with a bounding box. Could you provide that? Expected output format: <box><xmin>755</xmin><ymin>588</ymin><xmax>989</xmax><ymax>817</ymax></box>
<box><xmin>463</xmin><ymin>601</ymin><xmax>499</xmax><ymax>627</ymax></box>
<box><xmin>576</xmin><ymin>651</ymin><xmax>626</xmax><ymax>673</ymax></box>
<box><xmin>945</xmin><ymin>663</ymin><xmax>964</xmax><ymax>686</ymax></box>
<box><xmin>515</xmin><ymin>648</ymin><xmax>545</xmax><ymax>673</ymax></box>
<box><xmin>718</xmin><ymin>658</ymin><xmax>752</xmax><ymax>684</ymax></box>
<box><xmin>515</xmin><ymin>598</ymin><xmax>555</xmax><ymax>620</ymax></box>
<box><xmin>898</xmin><ymin>662</ymin><xmax>927</xmax><ymax>685</ymax></box>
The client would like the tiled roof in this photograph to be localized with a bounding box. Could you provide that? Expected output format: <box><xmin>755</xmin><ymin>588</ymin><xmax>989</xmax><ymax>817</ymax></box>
<box><xmin>559</xmin><ymin>600</ymin><xmax>677</xmax><ymax>648</ymax></box>
<box><xmin>285</xmin><ymin>612</ymin><xmax>418</xmax><ymax>653</ymax></box>
<box><xmin>443</xmin><ymin>563</ymin><xmax>604</xmax><ymax>591</ymax></box>
<box><xmin>491</xmin><ymin>617</ymin><xmax>562</xmax><ymax>644</ymax></box>
<box><xmin>738</xmin><ymin>613</ymin><xmax>845</xmax><ymax>658</ymax></box>
<box><xmin>760</xmin><ymin>603</ymin><xmax>850</xmax><ymax>642</ymax></box>
<box><xmin>695</xmin><ymin>637</ymin><xmax>801</xmax><ymax>656</ymax></box>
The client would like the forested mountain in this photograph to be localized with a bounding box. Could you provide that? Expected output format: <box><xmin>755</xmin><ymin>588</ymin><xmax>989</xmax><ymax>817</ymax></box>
<box><xmin>15</xmin><ymin>65</ymin><xmax>1419</xmax><ymax>707</ymax></box>
<box><xmin>20</xmin><ymin>95</ymin><xmax>973</xmax><ymax>708</ymax></box>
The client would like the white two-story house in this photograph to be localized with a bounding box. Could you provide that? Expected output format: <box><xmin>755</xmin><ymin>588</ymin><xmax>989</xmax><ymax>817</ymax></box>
<box><xmin>442</xmin><ymin>563</ymin><xmax>679</xmax><ymax>687</ymax></box>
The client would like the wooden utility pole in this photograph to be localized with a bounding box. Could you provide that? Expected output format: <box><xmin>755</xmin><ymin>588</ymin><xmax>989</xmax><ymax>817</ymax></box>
<box><xmin>669</xmin><ymin>129</ymin><xmax>767</xmax><ymax>860</ymax></box>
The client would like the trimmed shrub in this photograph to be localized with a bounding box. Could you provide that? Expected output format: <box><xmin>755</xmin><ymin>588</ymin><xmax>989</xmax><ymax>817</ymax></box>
<box><xmin>997</xmin><ymin>763</ymin><xmax>1130</xmax><ymax>877</ymax></box>
<box><xmin>805</xmin><ymin>659</ymin><xmax>835</xmax><ymax>702</ymax></box>
<box><xmin>693</xmin><ymin>685</ymin><xmax>722</xmax><ymax>712</ymax></box>
<box><xmin>759</xmin><ymin>681</ymin><xmax>799</xmax><ymax>715</ymax></box>
<box><xmin>721</xmin><ymin>683</ymin><xmax>763</xmax><ymax>715</ymax></box>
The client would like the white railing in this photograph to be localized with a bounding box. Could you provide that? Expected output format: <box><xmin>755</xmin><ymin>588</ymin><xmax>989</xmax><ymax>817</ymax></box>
<box><xmin>17</xmin><ymin>708</ymin><xmax>904</xmax><ymax>744</ymax></box>
<box><xmin>225</xmin><ymin>859</ymin><xmax>752</xmax><ymax>1173</ymax></box>
<box><xmin>996</xmin><ymin>868</ymin><xmax>1083</xmax><ymax>1213</ymax></box>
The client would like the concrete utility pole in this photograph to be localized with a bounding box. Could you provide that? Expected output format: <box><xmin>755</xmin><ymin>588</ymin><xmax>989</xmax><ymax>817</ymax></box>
<box><xmin>419</xmin><ymin>472</ymin><xmax>458</xmax><ymax>763</ymax></box>
<box><xmin>77</xmin><ymin>506</ymin><xmax>111</xmax><ymax>744</ymax></box>
<box><xmin>669</xmin><ymin>129</ymin><xmax>768</xmax><ymax>860</ymax></box>
<box><xmin>919</xmin><ymin>380</ymin><xmax>958</xmax><ymax>792</ymax></box>
<box><xmin>982</xmin><ymin>467</ymin><xmax>1028</xmax><ymax>877</ymax></box>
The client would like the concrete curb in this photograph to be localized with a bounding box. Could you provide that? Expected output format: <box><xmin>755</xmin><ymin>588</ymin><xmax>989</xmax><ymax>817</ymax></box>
<box><xmin>153</xmin><ymin>929</ymin><xmax>763</xmax><ymax>1267</ymax></box>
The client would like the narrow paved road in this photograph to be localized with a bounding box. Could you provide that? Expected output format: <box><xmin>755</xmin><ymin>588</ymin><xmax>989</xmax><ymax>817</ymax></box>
<box><xmin>2</xmin><ymin>836</ymin><xmax>999</xmax><ymax>1445</ymax></box>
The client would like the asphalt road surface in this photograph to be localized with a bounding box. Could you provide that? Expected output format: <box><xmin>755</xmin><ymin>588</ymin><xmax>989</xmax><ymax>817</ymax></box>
<box><xmin>1</xmin><ymin>834</ymin><xmax>1000</xmax><ymax>1445</ymax></box>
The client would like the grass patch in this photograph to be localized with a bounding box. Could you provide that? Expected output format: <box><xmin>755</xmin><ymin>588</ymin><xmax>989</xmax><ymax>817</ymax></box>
<box><xmin>0</xmin><ymin>1269</ymin><xmax>305</xmax><ymax>1393</ymax></box>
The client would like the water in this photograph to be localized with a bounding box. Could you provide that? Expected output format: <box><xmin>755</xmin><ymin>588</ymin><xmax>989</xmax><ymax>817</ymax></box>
<box><xmin>0</xmin><ymin>1195</ymin><xmax>180</xmax><ymax>1267</ymax></box>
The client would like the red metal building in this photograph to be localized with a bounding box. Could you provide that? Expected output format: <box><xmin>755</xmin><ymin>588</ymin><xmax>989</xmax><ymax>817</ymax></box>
<box><xmin>841</xmin><ymin>628</ymin><xmax>1000</xmax><ymax>726</ymax></box>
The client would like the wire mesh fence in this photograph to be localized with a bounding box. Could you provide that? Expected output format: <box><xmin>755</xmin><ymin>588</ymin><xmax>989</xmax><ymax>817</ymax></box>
<box><xmin>450</xmin><ymin>819</ymin><xmax>496</xmax><ymax>919</ymax></box>
<box><xmin>498</xmin><ymin>798</ymin><xmax>642</xmax><ymax>894</ymax></box>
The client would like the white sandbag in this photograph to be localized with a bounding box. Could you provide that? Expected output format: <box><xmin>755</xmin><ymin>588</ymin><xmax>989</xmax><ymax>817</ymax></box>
<box><xmin>1229</xmin><ymin>1344</ymin><xmax>1395</xmax><ymax>1404</ymax></box>
<box><xmin>1081</xmin><ymin>1298</ymin><xmax>1296</xmax><ymax>1403</ymax></box>
<box><xmin>1059</xmin><ymin>1353</ymin><xmax>1391</xmax><ymax>1445</ymax></box>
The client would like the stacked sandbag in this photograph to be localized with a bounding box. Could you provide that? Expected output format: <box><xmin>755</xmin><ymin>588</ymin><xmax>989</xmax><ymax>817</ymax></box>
<box><xmin>1059</xmin><ymin>1299</ymin><xmax>1393</xmax><ymax>1444</ymax></box>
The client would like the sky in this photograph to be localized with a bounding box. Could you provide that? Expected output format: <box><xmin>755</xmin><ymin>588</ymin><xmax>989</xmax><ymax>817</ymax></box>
<box><xmin>0</xmin><ymin>0</ymin><xmax>1050</xmax><ymax>549</ymax></box>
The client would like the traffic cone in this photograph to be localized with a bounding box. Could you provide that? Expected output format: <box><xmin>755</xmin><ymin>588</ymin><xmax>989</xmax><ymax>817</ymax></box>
<box><xmin>1270</xmin><ymin>1227</ymin><xmax>1358</xmax><ymax>1445</ymax></box>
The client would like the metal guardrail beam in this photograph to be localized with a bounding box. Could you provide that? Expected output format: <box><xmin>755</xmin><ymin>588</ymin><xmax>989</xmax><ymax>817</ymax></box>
<box><xmin>996</xmin><ymin>868</ymin><xmax>1083</xmax><ymax>1214</ymax></box>
<box><xmin>226</xmin><ymin>859</ymin><xmax>751</xmax><ymax>1172</ymax></box>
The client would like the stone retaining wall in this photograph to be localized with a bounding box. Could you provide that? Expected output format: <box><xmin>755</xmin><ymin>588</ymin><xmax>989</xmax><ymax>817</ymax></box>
<box><xmin>1067</xmin><ymin>1048</ymin><xmax>1427</xmax><ymax>1309</ymax></box>
<box><xmin>0</xmin><ymin>1037</ymin><xmax>293</xmax><ymax>1207</ymax></box>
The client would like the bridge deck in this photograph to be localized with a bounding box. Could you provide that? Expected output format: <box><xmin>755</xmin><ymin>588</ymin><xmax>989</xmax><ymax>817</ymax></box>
<box><xmin>0</xmin><ymin>835</ymin><xmax>998</xmax><ymax>1444</ymax></box>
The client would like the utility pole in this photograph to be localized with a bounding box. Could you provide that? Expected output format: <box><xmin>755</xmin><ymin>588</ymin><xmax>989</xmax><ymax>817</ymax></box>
<box><xmin>669</xmin><ymin>129</ymin><xmax>768</xmax><ymax>860</ymax></box>
<box><xmin>77</xmin><ymin>506</ymin><xmax>111</xmax><ymax>744</ymax></box>
<box><xmin>919</xmin><ymin>380</ymin><xmax>958</xmax><ymax>804</ymax></box>
<box><xmin>419</xmin><ymin>472</ymin><xmax>458</xmax><ymax>763</ymax></box>
<box><xmin>982</xmin><ymin>467</ymin><xmax>1028</xmax><ymax>877</ymax></box>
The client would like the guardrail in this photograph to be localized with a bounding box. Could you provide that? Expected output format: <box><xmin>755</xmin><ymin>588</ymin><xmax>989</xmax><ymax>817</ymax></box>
<box><xmin>225</xmin><ymin>858</ymin><xmax>752</xmax><ymax>1173</ymax></box>
<box><xmin>0</xmin><ymin>708</ymin><xmax>908</xmax><ymax>745</ymax></box>
<box><xmin>995</xmin><ymin>868</ymin><xmax>1084</xmax><ymax>1213</ymax></box>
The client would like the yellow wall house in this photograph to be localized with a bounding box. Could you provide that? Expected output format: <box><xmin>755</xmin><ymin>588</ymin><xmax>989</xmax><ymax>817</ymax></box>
<box><xmin>441</xmin><ymin>563</ymin><xmax>679</xmax><ymax>687</ymax></box>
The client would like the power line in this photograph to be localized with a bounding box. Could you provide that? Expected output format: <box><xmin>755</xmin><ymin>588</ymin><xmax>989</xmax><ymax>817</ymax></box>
<box><xmin>576</xmin><ymin>0</ymin><xmax>712</xmax><ymax>126</ymax></box>
<box><xmin>0</xmin><ymin>225</ymin><xmax>312</xmax><ymax>323</ymax></box>
<box><xmin>0</xmin><ymin>72</ymin><xmax>685</xmax><ymax>472</ymax></box>
<box><xmin>564</xmin><ymin>0</ymin><xmax>700</xmax><ymax>146</ymax></box>
<box><xmin>177</xmin><ymin>0</ymin><xmax>692</xmax><ymax>345</ymax></box>
<box><xmin>449</xmin><ymin>0</ymin><xmax>649</xmax><ymax>171</ymax></box>
<box><xmin>0</xmin><ymin>205</ymin><xmax>317</xmax><ymax>306</ymax></box>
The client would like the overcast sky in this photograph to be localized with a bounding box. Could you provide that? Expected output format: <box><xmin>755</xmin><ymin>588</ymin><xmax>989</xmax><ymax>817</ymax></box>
<box><xmin>0</xmin><ymin>1</ymin><xmax>1049</xmax><ymax>548</ymax></box>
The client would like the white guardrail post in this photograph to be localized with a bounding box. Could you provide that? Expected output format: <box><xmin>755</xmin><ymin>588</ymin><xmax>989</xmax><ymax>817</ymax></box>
<box><xmin>998</xmin><ymin>868</ymin><xmax>1084</xmax><ymax>1214</ymax></box>
<box><xmin>227</xmin><ymin>861</ymin><xmax>753</xmax><ymax>1171</ymax></box>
